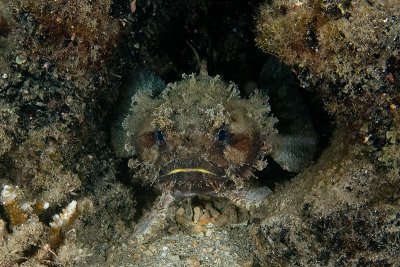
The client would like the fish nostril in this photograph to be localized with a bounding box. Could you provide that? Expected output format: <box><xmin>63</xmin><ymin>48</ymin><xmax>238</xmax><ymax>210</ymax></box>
<box><xmin>185</xmin><ymin>136</ymin><xmax>190</xmax><ymax>142</ymax></box>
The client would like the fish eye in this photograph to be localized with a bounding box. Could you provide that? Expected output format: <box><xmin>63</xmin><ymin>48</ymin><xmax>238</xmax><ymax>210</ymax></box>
<box><xmin>155</xmin><ymin>130</ymin><xmax>165</xmax><ymax>143</ymax></box>
<box><xmin>216</xmin><ymin>128</ymin><xmax>229</xmax><ymax>142</ymax></box>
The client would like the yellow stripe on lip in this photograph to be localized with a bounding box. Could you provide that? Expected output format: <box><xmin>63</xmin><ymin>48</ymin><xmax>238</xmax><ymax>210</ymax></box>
<box><xmin>165</xmin><ymin>168</ymin><xmax>217</xmax><ymax>176</ymax></box>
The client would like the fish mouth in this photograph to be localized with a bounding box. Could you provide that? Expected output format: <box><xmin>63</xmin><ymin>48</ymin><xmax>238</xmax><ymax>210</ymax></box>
<box><xmin>162</xmin><ymin>168</ymin><xmax>217</xmax><ymax>176</ymax></box>
<box><xmin>158</xmin><ymin>164</ymin><xmax>229</xmax><ymax>193</ymax></box>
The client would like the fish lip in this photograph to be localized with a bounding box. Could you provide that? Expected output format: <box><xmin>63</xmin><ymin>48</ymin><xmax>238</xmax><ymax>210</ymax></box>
<box><xmin>163</xmin><ymin>168</ymin><xmax>217</xmax><ymax>176</ymax></box>
<box><xmin>157</xmin><ymin>165</ymin><xmax>232</xmax><ymax>193</ymax></box>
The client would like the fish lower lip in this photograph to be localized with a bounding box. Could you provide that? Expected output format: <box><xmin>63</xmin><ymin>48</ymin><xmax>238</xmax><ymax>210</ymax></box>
<box><xmin>164</xmin><ymin>168</ymin><xmax>217</xmax><ymax>176</ymax></box>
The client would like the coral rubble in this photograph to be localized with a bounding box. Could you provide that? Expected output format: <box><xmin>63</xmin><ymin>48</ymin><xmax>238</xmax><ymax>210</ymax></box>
<box><xmin>0</xmin><ymin>185</ymin><xmax>92</xmax><ymax>266</ymax></box>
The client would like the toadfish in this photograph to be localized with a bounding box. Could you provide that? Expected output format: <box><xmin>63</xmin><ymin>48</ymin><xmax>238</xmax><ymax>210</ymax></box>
<box><xmin>111</xmin><ymin>60</ymin><xmax>317</xmax><ymax>244</ymax></box>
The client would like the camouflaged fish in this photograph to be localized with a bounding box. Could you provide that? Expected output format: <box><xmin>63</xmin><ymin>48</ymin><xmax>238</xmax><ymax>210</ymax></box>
<box><xmin>111</xmin><ymin>59</ymin><xmax>317</xmax><ymax>245</ymax></box>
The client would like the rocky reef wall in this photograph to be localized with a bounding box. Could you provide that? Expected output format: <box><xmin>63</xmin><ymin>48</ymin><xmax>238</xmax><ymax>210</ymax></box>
<box><xmin>255</xmin><ymin>0</ymin><xmax>400</xmax><ymax>265</ymax></box>
<box><xmin>0</xmin><ymin>0</ymin><xmax>399</xmax><ymax>266</ymax></box>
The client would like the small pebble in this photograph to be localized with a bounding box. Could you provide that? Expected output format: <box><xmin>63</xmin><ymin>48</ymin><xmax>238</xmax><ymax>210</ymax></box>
<box><xmin>193</xmin><ymin>207</ymin><xmax>201</xmax><ymax>224</ymax></box>
<box><xmin>186</xmin><ymin>257</ymin><xmax>201</xmax><ymax>267</ymax></box>
<box><xmin>198</xmin><ymin>210</ymin><xmax>211</xmax><ymax>225</ymax></box>
<box><xmin>15</xmin><ymin>55</ymin><xmax>27</xmax><ymax>65</ymax></box>
<box><xmin>205</xmin><ymin>229</ymin><xmax>213</xmax><ymax>237</ymax></box>
<box><xmin>194</xmin><ymin>231</ymin><xmax>204</xmax><ymax>238</ymax></box>
<box><xmin>66</xmin><ymin>95</ymin><xmax>74</xmax><ymax>105</ymax></box>
<box><xmin>205</xmin><ymin>203</ymin><xmax>220</xmax><ymax>218</ymax></box>
<box><xmin>168</xmin><ymin>254</ymin><xmax>180</xmax><ymax>261</ymax></box>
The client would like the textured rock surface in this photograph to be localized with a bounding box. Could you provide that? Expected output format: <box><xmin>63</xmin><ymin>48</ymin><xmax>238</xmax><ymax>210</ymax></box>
<box><xmin>255</xmin><ymin>1</ymin><xmax>400</xmax><ymax>264</ymax></box>
<box><xmin>254</xmin><ymin>130</ymin><xmax>400</xmax><ymax>266</ymax></box>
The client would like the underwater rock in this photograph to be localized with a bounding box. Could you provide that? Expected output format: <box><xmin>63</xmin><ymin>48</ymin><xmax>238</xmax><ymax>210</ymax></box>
<box><xmin>253</xmin><ymin>130</ymin><xmax>400</xmax><ymax>266</ymax></box>
<box><xmin>5</xmin><ymin>0</ymin><xmax>121</xmax><ymax>89</ymax></box>
<box><xmin>256</xmin><ymin>0</ymin><xmax>400</xmax><ymax>145</ymax></box>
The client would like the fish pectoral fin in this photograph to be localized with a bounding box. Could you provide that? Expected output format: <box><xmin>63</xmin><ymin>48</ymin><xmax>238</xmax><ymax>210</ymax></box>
<box><xmin>130</xmin><ymin>192</ymin><xmax>175</xmax><ymax>245</ymax></box>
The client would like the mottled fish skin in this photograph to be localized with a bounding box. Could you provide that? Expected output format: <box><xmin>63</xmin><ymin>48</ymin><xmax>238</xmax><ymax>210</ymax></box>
<box><xmin>118</xmin><ymin>73</ymin><xmax>277</xmax><ymax>193</ymax></box>
<box><xmin>111</xmin><ymin>69</ymin><xmax>317</xmax><ymax>244</ymax></box>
